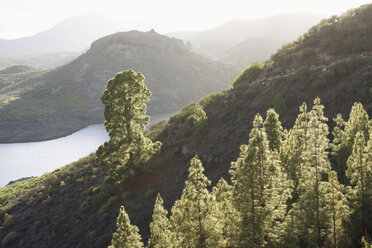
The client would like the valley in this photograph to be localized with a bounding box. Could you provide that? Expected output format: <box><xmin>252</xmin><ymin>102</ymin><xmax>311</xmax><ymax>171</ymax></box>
<box><xmin>0</xmin><ymin>2</ymin><xmax>372</xmax><ymax>248</ymax></box>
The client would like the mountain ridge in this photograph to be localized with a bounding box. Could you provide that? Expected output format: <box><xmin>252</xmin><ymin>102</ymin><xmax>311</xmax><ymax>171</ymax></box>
<box><xmin>0</xmin><ymin>30</ymin><xmax>238</xmax><ymax>143</ymax></box>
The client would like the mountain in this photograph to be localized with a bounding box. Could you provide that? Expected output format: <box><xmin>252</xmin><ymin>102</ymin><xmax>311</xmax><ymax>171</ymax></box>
<box><xmin>215</xmin><ymin>37</ymin><xmax>283</xmax><ymax>69</ymax></box>
<box><xmin>0</xmin><ymin>30</ymin><xmax>238</xmax><ymax>143</ymax></box>
<box><xmin>1</xmin><ymin>4</ymin><xmax>372</xmax><ymax>248</ymax></box>
<box><xmin>0</xmin><ymin>52</ymin><xmax>81</xmax><ymax>70</ymax></box>
<box><xmin>168</xmin><ymin>13</ymin><xmax>324</xmax><ymax>66</ymax></box>
<box><xmin>0</xmin><ymin>14</ymin><xmax>146</xmax><ymax>57</ymax></box>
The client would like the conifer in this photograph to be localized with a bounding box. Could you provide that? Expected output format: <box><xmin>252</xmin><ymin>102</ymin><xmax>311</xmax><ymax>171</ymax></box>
<box><xmin>96</xmin><ymin>70</ymin><xmax>161</xmax><ymax>184</ymax></box>
<box><xmin>324</xmin><ymin>171</ymin><xmax>350</xmax><ymax>248</ymax></box>
<box><xmin>292</xmin><ymin>98</ymin><xmax>331</xmax><ymax>248</ymax></box>
<box><xmin>170</xmin><ymin>156</ymin><xmax>217</xmax><ymax>248</ymax></box>
<box><xmin>346</xmin><ymin>131</ymin><xmax>372</xmax><ymax>237</ymax></box>
<box><xmin>332</xmin><ymin>103</ymin><xmax>370</xmax><ymax>183</ymax></box>
<box><xmin>280</xmin><ymin>102</ymin><xmax>309</xmax><ymax>204</ymax></box>
<box><xmin>108</xmin><ymin>206</ymin><xmax>144</xmax><ymax>248</ymax></box>
<box><xmin>264</xmin><ymin>108</ymin><xmax>284</xmax><ymax>152</ymax></box>
<box><xmin>211</xmin><ymin>178</ymin><xmax>239</xmax><ymax>247</ymax></box>
<box><xmin>230</xmin><ymin>114</ymin><xmax>290</xmax><ymax>248</ymax></box>
<box><xmin>148</xmin><ymin>194</ymin><xmax>171</xmax><ymax>248</ymax></box>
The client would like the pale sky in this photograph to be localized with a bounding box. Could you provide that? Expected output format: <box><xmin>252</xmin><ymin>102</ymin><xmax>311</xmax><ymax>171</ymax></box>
<box><xmin>0</xmin><ymin>0</ymin><xmax>371</xmax><ymax>39</ymax></box>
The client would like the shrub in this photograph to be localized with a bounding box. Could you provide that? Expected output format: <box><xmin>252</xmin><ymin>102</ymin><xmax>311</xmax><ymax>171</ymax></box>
<box><xmin>2</xmin><ymin>232</ymin><xmax>19</xmax><ymax>246</ymax></box>
<box><xmin>99</xmin><ymin>196</ymin><xmax>118</xmax><ymax>214</ymax></box>
<box><xmin>295</xmin><ymin>65</ymin><xmax>310</xmax><ymax>82</ymax></box>
<box><xmin>88</xmin><ymin>231</ymin><xmax>97</xmax><ymax>239</ymax></box>
<box><xmin>244</xmin><ymin>86</ymin><xmax>259</xmax><ymax>99</ymax></box>
<box><xmin>146</xmin><ymin>120</ymin><xmax>168</xmax><ymax>140</ymax></box>
<box><xmin>232</xmin><ymin>62</ymin><xmax>263</xmax><ymax>88</ymax></box>
<box><xmin>44</xmin><ymin>174</ymin><xmax>59</xmax><ymax>187</ymax></box>
<box><xmin>2</xmin><ymin>214</ymin><xmax>16</xmax><ymax>227</ymax></box>
<box><xmin>121</xmin><ymin>192</ymin><xmax>132</xmax><ymax>200</ymax></box>
<box><xmin>272</xmin><ymin>93</ymin><xmax>287</xmax><ymax>116</ymax></box>
<box><xmin>145</xmin><ymin>189</ymin><xmax>156</xmax><ymax>198</ymax></box>
<box><xmin>79</xmin><ymin>200</ymin><xmax>90</xmax><ymax>215</ymax></box>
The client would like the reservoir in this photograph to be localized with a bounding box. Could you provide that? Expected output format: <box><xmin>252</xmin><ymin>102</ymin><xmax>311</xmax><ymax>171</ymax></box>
<box><xmin>0</xmin><ymin>114</ymin><xmax>171</xmax><ymax>187</ymax></box>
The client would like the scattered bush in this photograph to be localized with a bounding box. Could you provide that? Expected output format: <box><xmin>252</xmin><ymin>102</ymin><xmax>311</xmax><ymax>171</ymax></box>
<box><xmin>232</xmin><ymin>62</ymin><xmax>263</xmax><ymax>88</ymax></box>
<box><xmin>2</xmin><ymin>214</ymin><xmax>16</xmax><ymax>227</ymax></box>
<box><xmin>44</xmin><ymin>174</ymin><xmax>59</xmax><ymax>187</ymax></box>
<box><xmin>121</xmin><ymin>192</ymin><xmax>132</xmax><ymax>200</ymax></box>
<box><xmin>2</xmin><ymin>232</ymin><xmax>19</xmax><ymax>246</ymax></box>
<box><xmin>295</xmin><ymin>65</ymin><xmax>310</xmax><ymax>82</ymax></box>
<box><xmin>88</xmin><ymin>231</ymin><xmax>97</xmax><ymax>239</ymax></box>
<box><xmin>272</xmin><ymin>93</ymin><xmax>287</xmax><ymax>116</ymax></box>
<box><xmin>145</xmin><ymin>189</ymin><xmax>156</xmax><ymax>198</ymax></box>
<box><xmin>79</xmin><ymin>200</ymin><xmax>90</xmax><ymax>215</ymax></box>
<box><xmin>99</xmin><ymin>196</ymin><xmax>118</xmax><ymax>214</ymax></box>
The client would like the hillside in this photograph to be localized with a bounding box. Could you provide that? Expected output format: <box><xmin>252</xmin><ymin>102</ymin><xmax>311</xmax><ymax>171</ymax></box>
<box><xmin>0</xmin><ymin>30</ymin><xmax>237</xmax><ymax>143</ymax></box>
<box><xmin>1</xmin><ymin>4</ymin><xmax>372</xmax><ymax>248</ymax></box>
<box><xmin>168</xmin><ymin>12</ymin><xmax>324</xmax><ymax>64</ymax></box>
<box><xmin>0</xmin><ymin>52</ymin><xmax>80</xmax><ymax>70</ymax></box>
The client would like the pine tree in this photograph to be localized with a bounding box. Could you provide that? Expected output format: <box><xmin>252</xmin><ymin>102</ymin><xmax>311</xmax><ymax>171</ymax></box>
<box><xmin>211</xmin><ymin>178</ymin><xmax>239</xmax><ymax>247</ymax></box>
<box><xmin>346</xmin><ymin>131</ymin><xmax>372</xmax><ymax>238</ymax></box>
<box><xmin>148</xmin><ymin>194</ymin><xmax>171</xmax><ymax>248</ymax></box>
<box><xmin>292</xmin><ymin>98</ymin><xmax>331</xmax><ymax>248</ymax></box>
<box><xmin>332</xmin><ymin>103</ymin><xmax>370</xmax><ymax>184</ymax></box>
<box><xmin>96</xmin><ymin>70</ymin><xmax>161</xmax><ymax>184</ymax></box>
<box><xmin>280</xmin><ymin>102</ymin><xmax>309</xmax><ymax>204</ymax></box>
<box><xmin>108</xmin><ymin>206</ymin><xmax>144</xmax><ymax>248</ymax></box>
<box><xmin>324</xmin><ymin>171</ymin><xmax>350</xmax><ymax>248</ymax></box>
<box><xmin>170</xmin><ymin>156</ymin><xmax>217</xmax><ymax>248</ymax></box>
<box><xmin>230</xmin><ymin>113</ymin><xmax>290</xmax><ymax>248</ymax></box>
<box><xmin>264</xmin><ymin>108</ymin><xmax>284</xmax><ymax>152</ymax></box>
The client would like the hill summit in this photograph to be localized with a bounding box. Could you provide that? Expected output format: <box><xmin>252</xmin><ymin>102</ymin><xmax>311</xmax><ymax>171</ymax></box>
<box><xmin>0</xmin><ymin>30</ymin><xmax>237</xmax><ymax>142</ymax></box>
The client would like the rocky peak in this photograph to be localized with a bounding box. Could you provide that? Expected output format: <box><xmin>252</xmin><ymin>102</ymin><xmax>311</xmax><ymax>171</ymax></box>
<box><xmin>89</xmin><ymin>30</ymin><xmax>186</xmax><ymax>53</ymax></box>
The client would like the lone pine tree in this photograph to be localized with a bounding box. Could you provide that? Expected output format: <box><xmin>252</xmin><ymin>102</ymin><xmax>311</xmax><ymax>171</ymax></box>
<box><xmin>96</xmin><ymin>70</ymin><xmax>161</xmax><ymax>184</ymax></box>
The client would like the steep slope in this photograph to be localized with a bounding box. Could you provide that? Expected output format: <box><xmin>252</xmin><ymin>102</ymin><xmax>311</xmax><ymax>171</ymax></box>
<box><xmin>168</xmin><ymin>13</ymin><xmax>324</xmax><ymax>59</ymax></box>
<box><xmin>0</xmin><ymin>30</ymin><xmax>237</xmax><ymax>143</ymax></box>
<box><xmin>0</xmin><ymin>14</ymin><xmax>142</xmax><ymax>57</ymax></box>
<box><xmin>1</xmin><ymin>4</ymin><xmax>372</xmax><ymax>248</ymax></box>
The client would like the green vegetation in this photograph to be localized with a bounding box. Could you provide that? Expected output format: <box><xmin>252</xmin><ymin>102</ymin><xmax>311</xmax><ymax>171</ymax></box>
<box><xmin>0</xmin><ymin>30</ymin><xmax>238</xmax><ymax>143</ymax></box>
<box><xmin>2</xmin><ymin>232</ymin><xmax>19</xmax><ymax>246</ymax></box>
<box><xmin>1</xmin><ymin>4</ymin><xmax>372</xmax><ymax>247</ymax></box>
<box><xmin>109</xmin><ymin>100</ymin><xmax>371</xmax><ymax>248</ymax></box>
<box><xmin>96</xmin><ymin>70</ymin><xmax>161</xmax><ymax>184</ymax></box>
<box><xmin>108</xmin><ymin>206</ymin><xmax>144</xmax><ymax>248</ymax></box>
<box><xmin>232</xmin><ymin>62</ymin><xmax>263</xmax><ymax>88</ymax></box>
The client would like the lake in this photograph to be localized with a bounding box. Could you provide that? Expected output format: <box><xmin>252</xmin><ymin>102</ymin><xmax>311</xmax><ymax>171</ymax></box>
<box><xmin>0</xmin><ymin>113</ymin><xmax>172</xmax><ymax>187</ymax></box>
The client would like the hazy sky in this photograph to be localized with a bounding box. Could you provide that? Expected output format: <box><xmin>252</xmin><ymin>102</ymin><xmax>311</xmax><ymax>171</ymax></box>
<box><xmin>1</xmin><ymin>0</ymin><xmax>371</xmax><ymax>39</ymax></box>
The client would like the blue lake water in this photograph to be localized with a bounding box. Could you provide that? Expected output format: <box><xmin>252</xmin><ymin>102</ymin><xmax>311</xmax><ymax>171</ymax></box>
<box><xmin>0</xmin><ymin>114</ymin><xmax>171</xmax><ymax>187</ymax></box>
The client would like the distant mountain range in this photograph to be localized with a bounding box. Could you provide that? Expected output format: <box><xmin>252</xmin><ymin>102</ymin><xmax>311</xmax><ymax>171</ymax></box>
<box><xmin>0</xmin><ymin>30</ymin><xmax>238</xmax><ymax>142</ymax></box>
<box><xmin>0</xmin><ymin>14</ymin><xmax>147</xmax><ymax>57</ymax></box>
<box><xmin>168</xmin><ymin>13</ymin><xmax>324</xmax><ymax>68</ymax></box>
<box><xmin>0</xmin><ymin>52</ymin><xmax>81</xmax><ymax>70</ymax></box>
<box><xmin>0</xmin><ymin>12</ymin><xmax>324</xmax><ymax>70</ymax></box>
